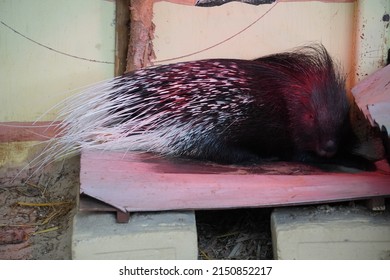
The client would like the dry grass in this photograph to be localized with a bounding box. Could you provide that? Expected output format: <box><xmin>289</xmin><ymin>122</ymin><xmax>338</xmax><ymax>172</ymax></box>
<box><xmin>196</xmin><ymin>208</ymin><xmax>273</xmax><ymax>260</ymax></box>
<box><xmin>0</xmin><ymin>157</ymin><xmax>79</xmax><ymax>259</ymax></box>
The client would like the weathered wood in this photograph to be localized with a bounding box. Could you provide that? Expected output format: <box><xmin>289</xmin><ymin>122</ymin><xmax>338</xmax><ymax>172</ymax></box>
<box><xmin>115</xmin><ymin>0</ymin><xmax>131</xmax><ymax>76</ymax></box>
<box><xmin>351</xmin><ymin>64</ymin><xmax>390</xmax><ymax>162</ymax></box>
<box><xmin>352</xmin><ymin>64</ymin><xmax>390</xmax><ymax>131</ymax></box>
<box><xmin>0</xmin><ymin>121</ymin><xmax>60</xmax><ymax>142</ymax></box>
<box><xmin>366</xmin><ymin>197</ymin><xmax>386</xmax><ymax>211</ymax></box>
<box><xmin>80</xmin><ymin>150</ymin><xmax>390</xmax><ymax>212</ymax></box>
<box><xmin>126</xmin><ymin>0</ymin><xmax>155</xmax><ymax>72</ymax></box>
<box><xmin>79</xmin><ymin>194</ymin><xmax>118</xmax><ymax>212</ymax></box>
<box><xmin>79</xmin><ymin>194</ymin><xmax>130</xmax><ymax>223</ymax></box>
<box><xmin>116</xmin><ymin>211</ymin><xmax>131</xmax><ymax>223</ymax></box>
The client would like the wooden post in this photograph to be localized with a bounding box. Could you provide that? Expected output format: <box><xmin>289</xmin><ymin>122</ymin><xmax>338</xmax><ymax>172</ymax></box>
<box><xmin>115</xmin><ymin>0</ymin><xmax>131</xmax><ymax>76</ymax></box>
<box><xmin>126</xmin><ymin>0</ymin><xmax>156</xmax><ymax>72</ymax></box>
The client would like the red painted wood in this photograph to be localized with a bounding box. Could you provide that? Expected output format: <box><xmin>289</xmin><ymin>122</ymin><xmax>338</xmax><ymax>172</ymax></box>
<box><xmin>80</xmin><ymin>150</ymin><xmax>390</xmax><ymax>212</ymax></box>
<box><xmin>0</xmin><ymin>122</ymin><xmax>61</xmax><ymax>142</ymax></box>
<box><xmin>352</xmin><ymin>64</ymin><xmax>390</xmax><ymax>130</ymax></box>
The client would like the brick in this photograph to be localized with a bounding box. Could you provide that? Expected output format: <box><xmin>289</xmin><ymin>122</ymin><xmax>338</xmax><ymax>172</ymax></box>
<box><xmin>72</xmin><ymin>211</ymin><xmax>197</xmax><ymax>260</ymax></box>
<box><xmin>271</xmin><ymin>205</ymin><xmax>390</xmax><ymax>260</ymax></box>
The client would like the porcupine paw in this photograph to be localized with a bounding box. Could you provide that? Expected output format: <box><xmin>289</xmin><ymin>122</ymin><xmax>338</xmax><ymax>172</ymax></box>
<box><xmin>216</xmin><ymin>148</ymin><xmax>263</xmax><ymax>165</ymax></box>
<box><xmin>292</xmin><ymin>151</ymin><xmax>376</xmax><ymax>171</ymax></box>
<box><xmin>333</xmin><ymin>154</ymin><xmax>377</xmax><ymax>171</ymax></box>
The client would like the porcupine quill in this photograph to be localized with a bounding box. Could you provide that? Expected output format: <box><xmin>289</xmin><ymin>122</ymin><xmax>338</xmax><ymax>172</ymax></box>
<box><xmin>21</xmin><ymin>44</ymin><xmax>375</xmax><ymax>179</ymax></box>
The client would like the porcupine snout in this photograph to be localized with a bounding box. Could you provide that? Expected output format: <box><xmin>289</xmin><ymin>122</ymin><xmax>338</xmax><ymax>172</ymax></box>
<box><xmin>317</xmin><ymin>139</ymin><xmax>337</xmax><ymax>158</ymax></box>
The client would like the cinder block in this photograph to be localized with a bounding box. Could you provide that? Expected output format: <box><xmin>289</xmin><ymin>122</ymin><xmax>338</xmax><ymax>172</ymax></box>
<box><xmin>72</xmin><ymin>211</ymin><xmax>198</xmax><ymax>260</ymax></box>
<box><xmin>271</xmin><ymin>205</ymin><xmax>390</xmax><ymax>260</ymax></box>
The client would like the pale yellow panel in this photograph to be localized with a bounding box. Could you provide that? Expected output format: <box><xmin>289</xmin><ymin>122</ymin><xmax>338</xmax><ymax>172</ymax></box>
<box><xmin>0</xmin><ymin>0</ymin><xmax>115</xmax><ymax>122</ymax></box>
<box><xmin>153</xmin><ymin>1</ymin><xmax>355</xmax><ymax>80</ymax></box>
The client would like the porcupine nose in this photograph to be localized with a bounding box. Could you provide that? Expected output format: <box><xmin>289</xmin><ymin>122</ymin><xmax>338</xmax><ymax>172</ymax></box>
<box><xmin>318</xmin><ymin>140</ymin><xmax>337</xmax><ymax>158</ymax></box>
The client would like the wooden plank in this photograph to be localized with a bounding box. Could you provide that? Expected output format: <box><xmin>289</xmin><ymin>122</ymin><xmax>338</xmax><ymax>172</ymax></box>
<box><xmin>366</xmin><ymin>197</ymin><xmax>386</xmax><ymax>211</ymax></box>
<box><xmin>79</xmin><ymin>194</ymin><xmax>130</xmax><ymax>223</ymax></box>
<box><xmin>0</xmin><ymin>121</ymin><xmax>60</xmax><ymax>142</ymax></box>
<box><xmin>79</xmin><ymin>194</ymin><xmax>118</xmax><ymax>212</ymax></box>
<box><xmin>352</xmin><ymin>64</ymin><xmax>390</xmax><ymax>130</ymax></box>
<box><xmin>80</xmin><ymin>150</ymin><xmax>390</xmax><ymax>212</ymax></box>
<box><xmin>368</xmin><ymin>102</ymin><xmax>390</xmax><ymax>131</ymax></box>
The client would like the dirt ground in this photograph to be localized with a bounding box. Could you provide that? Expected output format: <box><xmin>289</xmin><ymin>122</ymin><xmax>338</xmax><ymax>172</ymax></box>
<box><xmin>0</xmin><ymin>157</ymin><xmax>79</xmax><ymax>259</ymax></box>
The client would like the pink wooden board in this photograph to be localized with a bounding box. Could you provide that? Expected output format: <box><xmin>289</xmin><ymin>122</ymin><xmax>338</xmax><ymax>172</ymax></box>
<box><xmin>80</xmin><ymin>150</ymin><xmax>390</xmax><ymax>212</ymax></box>
<box><xmin>352</xmin><ymin>64</ymin><xmax>390</xmax><ymax>130</ymax></box>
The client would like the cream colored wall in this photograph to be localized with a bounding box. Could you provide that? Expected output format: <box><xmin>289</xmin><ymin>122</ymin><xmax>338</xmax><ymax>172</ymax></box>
<box><xmin>0</xmin><ymin>0</ymin><xmax>386</xmax><ymax>123</ymax></box>
<box><xmin>0</xmin><ymin>0</ymin><xmax>115</xmax><ymax>122</ymax></box>
<box><xmin>354</xmin><ymin>0</ymin><xmax>390</xmax><ymax>83</ymax></box>
<box><xmin>153</xmin><ymin>1</ymin><xmax>355</xmax><ymax>83</ymax></box>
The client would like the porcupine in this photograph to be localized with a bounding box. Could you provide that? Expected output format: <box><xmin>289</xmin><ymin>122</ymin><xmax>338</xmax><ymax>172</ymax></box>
<box><xmin>41</xmin><ymin>44</ymin><xmax>367</xmax><ymax>169</ymax></box>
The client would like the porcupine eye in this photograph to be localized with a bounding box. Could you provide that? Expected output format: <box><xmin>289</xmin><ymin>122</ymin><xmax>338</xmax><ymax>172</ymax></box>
<box><xmin>303</xmin><ymin>113</ymin><xmax>315</xmax><ymax>126</ymax></box>
<box><xmin>301</xmin><ymin>112</ymin><xmax>318</xmax><ymax>148</ymax></box>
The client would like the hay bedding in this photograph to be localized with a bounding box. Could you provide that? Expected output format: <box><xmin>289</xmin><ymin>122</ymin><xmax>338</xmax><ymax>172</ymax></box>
<box><xmin>196</xmin><ymin>208</ymin><xmax>273</xmax><ymax>260</ymax></box>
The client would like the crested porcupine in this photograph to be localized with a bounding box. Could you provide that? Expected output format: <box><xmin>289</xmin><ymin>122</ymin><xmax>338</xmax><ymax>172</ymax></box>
<box><xmin>40</xmin><ymin>44</ymin><xmax>369</xmax><ymax>169</ymax></box>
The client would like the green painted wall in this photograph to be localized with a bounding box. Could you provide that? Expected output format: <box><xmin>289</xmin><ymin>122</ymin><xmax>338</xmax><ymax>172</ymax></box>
<box><xmin>0</xmin><ymin>0</ymin><xmax>115</xmax><ymax>122</ymax></box>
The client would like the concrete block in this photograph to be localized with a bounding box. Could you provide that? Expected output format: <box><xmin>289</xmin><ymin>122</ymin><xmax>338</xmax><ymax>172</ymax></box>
<box><xmin>72</xmin><ymin>211</ymin><xmax>198</xmax><ymax>260</ymax></box>
<box><xmin>271</xmin><ymin>205</ymin><xmax>390</xmax><ymax>260</ymax></box>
